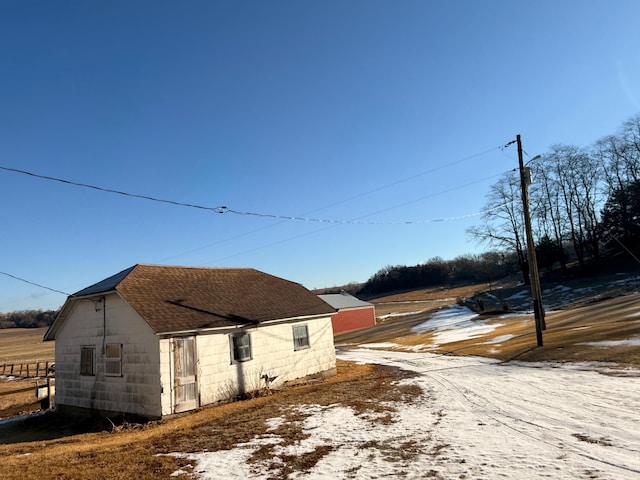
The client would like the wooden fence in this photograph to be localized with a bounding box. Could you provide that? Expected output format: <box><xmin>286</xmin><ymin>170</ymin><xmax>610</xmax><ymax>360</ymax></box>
<box><xmin>0</xmin><ymin>377</ymin><xmax>55</xmax><ymax>410</ymax></box>
<box><xmin>0</xmin><ymin>361</ymin><xmax>54</xmax><ymax>378</ymax></box>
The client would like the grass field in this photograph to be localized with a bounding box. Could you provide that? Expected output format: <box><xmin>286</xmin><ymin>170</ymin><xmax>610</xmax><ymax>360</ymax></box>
<box><xmin>0</xmin><ymin>327</ymin><xmax>55</xmax><ymax>420</ymax></box>
<box><xmin>339</xmin><ymin>275</ymin><xmax>640</xmax><ymax>368</ymax></box>
<box><xmin>0</xmin><ymin>378</ymin><xmax>43</xmax><ymax>418</ymax></box>
<box><xmin>368</xmin><ymin>282</ymin><xmax>491</xmax><ymax>318</ymax></box>
<box><xmin>0</xmin><ymin>327</ymin><xmax>54</xmax><ymax>364</ymax></box>
<box><xmin>0</xmin><ymin>360</ymin><xmax>405</xmax><ymax>479</ymax></box>
<box><xmin>1</xmin><ymin>279</ymin><xmax>639</xmax><ymax>478</ymax></box>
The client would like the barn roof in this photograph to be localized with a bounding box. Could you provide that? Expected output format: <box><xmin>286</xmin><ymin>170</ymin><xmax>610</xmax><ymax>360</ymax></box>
<box><xmin>318</xmin><ymin>292</ymin><xmax>373</xmax><ymax>310</ymax></box>
<box><xmin>46</xmin><ymin>265</ymin><xmax>335</xmax><ymax>338</ymax></box>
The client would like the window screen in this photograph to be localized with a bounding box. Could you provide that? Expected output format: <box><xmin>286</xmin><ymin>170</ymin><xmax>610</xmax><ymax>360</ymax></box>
<box><xmin>80</xmin><ymin>346</ymin><xmax>95</xmax><ymax>376</ymax></box>
<box><xmin>231</xmin><ymin>332</ymin><xmax>252</xmax><ymax>362</ymax></box>
<box><xmin>105</xmin><ymin>343</ymin><xmax>122</xmax><ymax>376</ymax></box>
<box><xmin>293</xmin><ymin>324</ymin><xmax>310</xmax><ymax>350</ymax></box>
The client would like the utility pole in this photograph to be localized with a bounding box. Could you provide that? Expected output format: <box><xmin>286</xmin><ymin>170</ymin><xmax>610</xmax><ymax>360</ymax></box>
<box><xmin>517</xmin><ymin>134</ymin><xmax>545</xmax><ymax>347</ymax></box>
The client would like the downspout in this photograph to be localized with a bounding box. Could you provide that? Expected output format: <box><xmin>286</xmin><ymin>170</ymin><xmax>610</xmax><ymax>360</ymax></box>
<box><xmin>101</xmin><ymin>297</ymin><xmax>106</xmax><ymax>354</ymax></box>
<box><xmin>90</xmin><ymin>296</ymin><xmax>106</xmax><ymax>414</ymax></box>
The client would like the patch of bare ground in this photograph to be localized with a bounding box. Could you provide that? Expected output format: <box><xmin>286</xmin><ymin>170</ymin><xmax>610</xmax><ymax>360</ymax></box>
<box><xmin>0</xmin><ymin>360</ymin><xmax>424</xmax><ymax>480</ymax></box>
<box><xmin>572</xmin><ymin>433</ymin><xmax>614</xmax><ymax>446</ymax></box>
<box><xmin>369</xmin><ymin>282</ymin><xmax>505</xmax><ymax>318</ymax></box>
<box><xmin>3</xmin><ymin>274</ymin><xmax>639</xmax><ymax>478</ymax></box>
<box><xmin>397</xmin><ymin>292</ymin><xmax>640</xmax><ymax>368</ymax></box>
<box><xmin>338</xmin><ymin>276</ymin><xmax>640</xmax><ymax>370</ymax></box>
<box><xmin>335</xmin><ymin>283</ymin><xmax>506</xmax><ymax>347</ymax></box>
<box><xmin>335</xmin><ymin>280</ymin><xmax>514</xmax><ymax>345</ymax></box>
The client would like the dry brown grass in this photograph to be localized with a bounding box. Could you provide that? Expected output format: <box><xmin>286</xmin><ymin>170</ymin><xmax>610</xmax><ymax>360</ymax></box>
<box><xmin>369</xmin><ymin>283</ymin><xmax>495</xmax><ymax>318</ymax></box>
<box><xmin>2</xmin><ymin>277</ymin><xmax>640</xmax><ymax>478</ymax></box>
<box><xmin>425</xmin><ymin>292</ymin><xmax>640</xmax><ymax>366</ymax></box>
<box><xmin>0</xmin><ymin>378</ymin><xmax>44</xmax><ymax>418</ymax></box>
<box><xmin>369</xmin><ymin>282</ymin><xmax>500</xmax><ymax>304</ymax></box>
<box><xmin>335</xmin><ymin>284</ymin><xmax>501</xmax><ymax>347</ymax></box>
<box><xmin>0</xmin><ymin>327</ymin><xmax>55</xmax><ymax>420</ymax></box>
<box><xmin>0</xmin><ymin>327</ymin><xmax>54</xmax><ymax>364</ymax></box>
<box><xmin>0</xmin><ymin>360</ymin><xmax>421</xmax><ymax>479</ymax></box>
<box><xmin>340</xmin><ymin>285</ymin><xmax>640</xmax><ymax>369</ymax></box>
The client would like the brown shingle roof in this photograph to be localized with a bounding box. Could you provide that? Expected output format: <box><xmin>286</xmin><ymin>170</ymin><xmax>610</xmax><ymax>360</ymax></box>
<box><xmin>73</xmin><ymin>264</ymin><xmax>335</xmax><ymax>334</ymax></box>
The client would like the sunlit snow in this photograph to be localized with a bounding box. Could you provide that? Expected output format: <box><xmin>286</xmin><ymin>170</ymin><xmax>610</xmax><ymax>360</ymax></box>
<box><xmin>483</xmin><ymin>334</ymin><xmax>515</xmax><ymax>344</ymax></box>
<box><xmin>410</xmin><ymin>304</ymin><xmax>503</xmax><ymax>346</ymax></box>
<box><xmin>579</xmin><ymin>336</ymin><xmax>640</xmax><ymax>347</ymax></box>
<box><xmin>167</xmin><ymin>305</ymin><xmax>640</xmax><ymax>479</ymax></box>
<box><xmin>169</xmin><ymin>348</ymin><xmax>640</xmax><ymax>479</ymax></box>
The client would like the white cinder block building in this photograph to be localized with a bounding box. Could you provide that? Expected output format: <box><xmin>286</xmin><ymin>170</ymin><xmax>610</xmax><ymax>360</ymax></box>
<box><xmin>44</xmin><ymin>264</ymin><xmax>337</xmax><ymax>419</ymax></box>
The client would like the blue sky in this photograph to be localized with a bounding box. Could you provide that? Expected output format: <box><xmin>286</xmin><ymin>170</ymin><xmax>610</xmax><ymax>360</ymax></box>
<box><xmin>1</xmin><ymin>1</ymin><xmax>639</xmax><ymax>312</ymax></box>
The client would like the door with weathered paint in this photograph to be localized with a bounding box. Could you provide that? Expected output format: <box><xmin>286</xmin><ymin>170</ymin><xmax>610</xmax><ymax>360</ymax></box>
<box><xmin>173</xmin><ymin>336</ymin><xmax>198</xmax><ymax>413</ymax></box>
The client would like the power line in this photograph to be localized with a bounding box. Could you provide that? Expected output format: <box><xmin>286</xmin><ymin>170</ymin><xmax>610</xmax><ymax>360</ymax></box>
<box><xmin>0</xmin><ymin>165</ymin><xmax>228</xmax><ymax>214</ymax></box>
<box><xmin>347</xmin><ymin>171</ymin><xmax>506</xmax><ymax>223</ymax></box>
<box><xmin>0</xmin><ymin>270</ymin><xmax>71</xmax><ymax>296</ymax></box>
<box><xmin>0</xmin><ymin>160</ymin><xmax>507</xmax><ymax>227</ymax></box>
<box><xmin>160</xmin><ymin>145</ymin><xmax>503</xmax><ymax>261</ymax></box>
<box><xmin>0</xmin><ymin>147</ymin><xmax>507</xmax><ymax>295</ymax></box>
<box><xmin>204</xmin><ymin>175</ymin><xmax>515</xmax><ymax>265</ymax></box>
<box><xmin>306</xmin><ymin>145</ymin><xmax>502</xmax><ymax>213</ymax></box>
<box><xmin>222</xmin><ymin>168</ymin><xmax>504</xmax><ymax>224</ymax></box>
<box><xmin>609</xmin><ymin>235</ymin><xmax>640</xmax><ymax>266</ymax></box>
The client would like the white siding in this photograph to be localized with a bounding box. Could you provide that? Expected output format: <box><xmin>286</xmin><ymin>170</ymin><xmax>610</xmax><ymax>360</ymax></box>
<box><xmin>55</xmin><ymin>301</ymin><xmax>335</xmax><ymax>417</ymax></box>
<box><xmin>197</xmin><ymin>315</ymin><xmax>336</xmax><ymax>406</ymax></box>
<box><xmin>54</xmin><ymin>294</ymin><xmax>162</xmax><ymax>418</ymax></box>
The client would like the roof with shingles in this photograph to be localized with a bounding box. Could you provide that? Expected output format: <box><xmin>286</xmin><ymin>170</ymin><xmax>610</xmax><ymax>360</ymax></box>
<box><xmin>61</xmin><ymin>264</ymin><xmax>335</xmax><ymax>335</ymax></box>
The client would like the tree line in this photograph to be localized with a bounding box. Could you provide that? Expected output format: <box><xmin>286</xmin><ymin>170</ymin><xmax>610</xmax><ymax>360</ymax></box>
<box><xmin>356</xmin><ymin>113</ymin><xmax>640</xmax><ymax>297</ymax></box>
<box><xmin>5</xmin><ymin>115</ymin><xmax>640</xmax><ymax>312</ymax></box>
<box><xmin>0</xmin><ymin>309</ymin><xmax>59</xmax><ymax>329</ymax></box>
<box><xmin>468</xmin><ymin>114</ymin><xmax>640</xmax><ymax>283</ymax></box>
<box><xmin>357</xmin><ymin>252</ymin><xmax>520</xmax><ymax>296</ymax></box>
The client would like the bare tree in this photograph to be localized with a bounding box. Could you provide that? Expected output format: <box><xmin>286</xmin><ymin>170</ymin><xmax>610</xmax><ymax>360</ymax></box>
<box><xmin>615</xmin><ymin>115</ymin><xmax>640</xmax><ymax>183</ymax></box>
<box><xmin>468</xmin><ymin>170</ymin><xmax>530</xmax><ymax>283</ymax></box>
<box><xmin>469</xmin><ymin>113</ymin><xmax>640</xmax><ymax>281</ymax></box>
<box><xmin>530</xmin><ymin>155</ymin><xmax>568</xmax><ymax>271</ymax></box>
<box><xmin>594</xmin><ymin>114</ymin><xmax>640</xmax><ymax>195</ymax></box>
<box><xmin>538</xmin><ymin>145</ymin><xmax>603</xmax><ymax>266</ymax></box>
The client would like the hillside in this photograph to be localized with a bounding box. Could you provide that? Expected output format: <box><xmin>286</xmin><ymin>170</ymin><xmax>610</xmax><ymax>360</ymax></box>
<box><xmin>1</xmin><ymin>271</ymin><xmax>639</xmax><ymax>479</ymax></box>
<box><xmin>336</xmin><ymin>269</ymin><xmax>640</xmax><ymax>367</ymax></box>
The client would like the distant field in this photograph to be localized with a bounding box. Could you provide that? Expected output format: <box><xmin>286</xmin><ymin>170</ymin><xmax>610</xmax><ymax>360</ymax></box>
<box><xmin>369</xmin><ymin>282</ymin><xmax>495</xmax><ymax>318</ymax></box>
<box><xmin>338</xmin><ymin>282</ymin><xmax>640</xmax><ymax>368</ymax></box>
<box><xmin>0</xmin><ymin>280</ymin><xmax>639</xmax><ymax>478</ymax></box>
<box><xmin>0</xmin><ymin>327</ymin><xmax>54</xmax><ymax>364</ymax></box>
<box><xmin>0</xmin><ymin>328</ymin><xmax>53</xmax><ymax>419</ymax></box>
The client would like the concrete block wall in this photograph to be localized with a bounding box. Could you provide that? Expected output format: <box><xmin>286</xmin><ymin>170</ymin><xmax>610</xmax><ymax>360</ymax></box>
<box><xmin>55</xmin><ymin>294</ymin><xmax>162</xmax><ymax>418</ymax></box>
<box><xmin>197</xmin><ymin>316</ymin><xmax>336</xmax><ymax>406</ymax></box>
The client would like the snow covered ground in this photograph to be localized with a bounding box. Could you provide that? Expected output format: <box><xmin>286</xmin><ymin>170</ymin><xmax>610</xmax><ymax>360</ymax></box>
<box><xmin>410</xmin><ymin>304</ymin><xmax>510</xmax><ymax>347</ymax></box>
<box><xmin>168</xmin><ymin>305</ymin><xmax>640</xmax><ymax>479</ymax></box>
<box><xmin>169</xmin><ymin>351</ymin><xmax>640</xmax><ymax>479</ymax></box>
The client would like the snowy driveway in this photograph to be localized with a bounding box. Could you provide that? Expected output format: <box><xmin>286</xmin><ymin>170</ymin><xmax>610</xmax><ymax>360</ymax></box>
<box><xmin>173</xmin><ymin>349</ymin><xmax>640</xmax><ymax>479</ymax></box>
<box><xmin>338</xmin><ymin>349</ymin><xmax>640</xmax><ymax>479</ymax></box>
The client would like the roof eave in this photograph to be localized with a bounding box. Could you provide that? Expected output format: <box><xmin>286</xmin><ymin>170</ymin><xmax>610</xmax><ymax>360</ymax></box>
<box><xmin>154</xmin><ymin>311</ymin><xmax>334</xmax><ymax>338</ymax></box>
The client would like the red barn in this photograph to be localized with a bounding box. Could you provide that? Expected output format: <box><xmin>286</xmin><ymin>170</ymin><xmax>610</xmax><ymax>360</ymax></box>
<box><xmin>318</xmin><ymin>292</ymin><xmax>376</xmax><ymax>334</ymax></box>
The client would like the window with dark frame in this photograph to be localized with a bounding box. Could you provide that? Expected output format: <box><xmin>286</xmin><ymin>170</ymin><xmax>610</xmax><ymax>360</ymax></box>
<box><xmin>80</xmin><ymin>346</ymin><xmax>95</xmax><ymax>376</ymax></box>
<box><xmin>292</xmin><ymin>324</ymin><xmax>310</xmax><ymax>350</ymax></box>
<box><xmin>105</xmin><ymin>343</ymin><xmax>123</xmax><ymax>376</ymax></box>
<box><xmin>231</xmin><ymin>332</ymin><xmax>252</xmax><ymax>362</ymax></box>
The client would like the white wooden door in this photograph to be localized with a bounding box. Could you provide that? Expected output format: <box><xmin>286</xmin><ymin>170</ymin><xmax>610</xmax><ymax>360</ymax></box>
<box><xmin>173</xmin><ymin>336</ymin><xmax>198</xmax><ymax>413</ymax></box>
